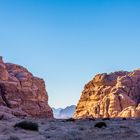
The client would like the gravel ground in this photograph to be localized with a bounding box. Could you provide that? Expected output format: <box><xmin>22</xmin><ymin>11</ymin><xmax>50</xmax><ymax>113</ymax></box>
<box><xmin>1</xmin><ymin>118</ymin><xmax>140</xmax><ymax>140</ymax></box>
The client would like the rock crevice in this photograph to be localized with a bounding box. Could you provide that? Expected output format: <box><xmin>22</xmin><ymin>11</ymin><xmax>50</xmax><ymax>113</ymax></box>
<box><xmin>0</xmin><ymin>84</ymin><xmax>11</xmax><ymax>107</ymax></box>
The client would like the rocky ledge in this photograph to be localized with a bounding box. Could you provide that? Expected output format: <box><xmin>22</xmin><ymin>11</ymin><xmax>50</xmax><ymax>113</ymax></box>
<box><xmin>0</xmin><ymin>56</ymin><xmax>53</xmax><ymax>118</ymax></box>
<box><xmin>74</xmin><ymin>69</ymin><xmax>140</xmax><ymax>118</ymax></box>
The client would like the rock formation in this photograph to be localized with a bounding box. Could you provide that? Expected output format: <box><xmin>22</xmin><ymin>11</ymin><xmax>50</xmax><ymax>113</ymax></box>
<box><xmin>0</xmin><ymin>56</ymin><xmax>53</xmax><ymax>118</ymax></box>
<box><xmin>74</xmin><ymin>69</ymin><xmax>140</xmax><ymax>118</ymax></box>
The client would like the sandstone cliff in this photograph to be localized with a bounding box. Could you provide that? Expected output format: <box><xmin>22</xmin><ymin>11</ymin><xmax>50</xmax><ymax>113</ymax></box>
<box><xmin>0</xmin><ymin>56</ymin><xmax>53</xmax><ymax>118</ymax></box>
<box><xmin>74</xmin><ymin>69</ymin><xmax>140</xmax><ymax>118</ymax></box>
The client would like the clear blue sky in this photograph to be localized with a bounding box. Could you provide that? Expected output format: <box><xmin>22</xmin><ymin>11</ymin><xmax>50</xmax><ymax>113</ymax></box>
<box><xmin>0</xmin><ymin>0</ymin><xmax>140</xmax><ymax>108</ymax></box>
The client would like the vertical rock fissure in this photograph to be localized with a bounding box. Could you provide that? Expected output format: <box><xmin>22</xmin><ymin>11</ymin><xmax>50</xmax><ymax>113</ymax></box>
<box><xmin>118</xmin><ymin>95</ymin><xmax>123</xmax><ymax>111</ymax></box>
<box><xmin>95</xmin><ymin>104</ymin><xmax>100</xmax><ymax>114</ymax></box>
<box><xmin>106</xmin><ymin>98</ymin><xmax>110</xmax><ymax>117</ymax></box>
<box><xmin>0</xmin><ymin>84</ymin><xmax>11</xmax><ymax>108</ymax></box>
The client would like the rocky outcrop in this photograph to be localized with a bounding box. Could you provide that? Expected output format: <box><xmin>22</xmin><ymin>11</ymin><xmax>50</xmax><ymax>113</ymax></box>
<box><xmin>74</xmin><ymin>69</ymin><xmax>140</xmax><ymax>118</ymax></box>
<box><xmin>0</xmin><ymin>56</ymin><xmax>53</xmax><ymax>118</ymax></box>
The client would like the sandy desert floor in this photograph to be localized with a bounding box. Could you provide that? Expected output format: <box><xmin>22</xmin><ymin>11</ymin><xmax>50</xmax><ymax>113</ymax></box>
<box><xmin>1</xmin><ymin>117</ymin><xmax>140</xmax><ymax>140</ymax></box>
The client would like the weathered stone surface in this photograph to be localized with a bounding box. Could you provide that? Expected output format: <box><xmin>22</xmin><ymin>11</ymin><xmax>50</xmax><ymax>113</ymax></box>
<box><xmin>74</xmin><ymin>69</ymin><xmax>140</xmax><ymax>118</ymax></box>
<box><xmin>0</xmin><ymin>57</ymin><xmax>53</xmax><ymax>118</ymax></box>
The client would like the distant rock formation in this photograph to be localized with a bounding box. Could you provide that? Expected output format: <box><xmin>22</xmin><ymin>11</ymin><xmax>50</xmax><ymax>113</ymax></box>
<box><xmin>0</xmin><ymin>56</ymin><xmax>53</xmax><ymax>118</ymax></box>
<box><xmin>74</xmin><ymin>69</ymin><xmax>140</xmax><ymax>118</ymax></box>
<box><xmin>52</xmin><ymin>108</ymin><xmax>63</xmax><ymax>118</ymax></box>
<box><xmin>53</xmin><ymin>105</ymin><xmax>76</xmax><ymax>119</ymax></box>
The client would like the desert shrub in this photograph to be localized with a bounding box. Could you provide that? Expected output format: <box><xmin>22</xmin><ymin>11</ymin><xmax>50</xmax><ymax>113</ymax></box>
<box><xmin>122</xmin><ymin>118</ymin><xmax>127</xmax><ymax>120</ymax></box>
<box><xmin>46</xmin><ymin>136</ymin><xmax>51</xmax><ymax>139</ymax></box>
<box><xmin>14</xmin><ymin>121</ymin><xmax>39</xmax><ymax>131</ymax></box>
<box><xmin>79</xmin><ymin>127</ymin><xmax>85</xmax><ymax>131</ymax></box>
<box><xmin>94</xmin><ymin>122</ymin><xmax>107</xmax><ymax>128</ymax></box>
<box><xmin>88</xmin><ymin>118</ymin><xmax>95</xmax><ymax>121</ymax></box>
<box><xmin>102</xmin><ymin>118</ymin><xmax>110</xmax><ymax>121</ymax></box>
<box><xmin>65</xmin><ymin>118</ymin><xmax>75</xmax><ymax>122</ymax></box>
<box><xmin>8</xmin><ymin>136</ymin><xmax>20</xmax><ymax>140</ymax></box>
<box><xmin>120</xmin><ymin>125</ymin><xmax>129</xmax><ymax>129</ymax></box>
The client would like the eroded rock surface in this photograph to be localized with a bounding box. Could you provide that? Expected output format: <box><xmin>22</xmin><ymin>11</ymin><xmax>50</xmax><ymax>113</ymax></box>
<box><xmin>0</xmin><ymin>57</ymin><xmax>53</xmax><ymax>118</ymax></box>
<box><xmin>74</xmin><ymin>69</ymin><xmax>140</xmax><ymax>118</ymax></box>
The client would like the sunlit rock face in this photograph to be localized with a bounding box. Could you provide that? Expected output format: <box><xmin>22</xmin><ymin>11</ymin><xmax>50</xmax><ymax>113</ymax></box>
<box><xmin>74</xmin><ymin>69</ymin><xmax>140</xmax><ymax>118</ymax></box>
<box><xmin>0</xmin><ymin>56</ymin><xmax>53</xmax><ymax>118</ymax></box>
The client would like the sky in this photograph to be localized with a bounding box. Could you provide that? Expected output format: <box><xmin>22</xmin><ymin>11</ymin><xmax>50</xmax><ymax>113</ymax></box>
<box><xmin>0</xmin><ymin>0</ymin><xmax>140</xmax><ymax>108</ymax></box>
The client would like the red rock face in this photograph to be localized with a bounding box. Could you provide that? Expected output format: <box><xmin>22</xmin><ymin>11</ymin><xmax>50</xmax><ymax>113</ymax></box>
<box><xmin>0</xmin><ymin>57</ymin><xmax>53</xmax><ymax>118</ymax></box>
<box><xmin>74</xmin><ymin>70</ymin><xmax>140</xmax><ymax>118</ymax></box>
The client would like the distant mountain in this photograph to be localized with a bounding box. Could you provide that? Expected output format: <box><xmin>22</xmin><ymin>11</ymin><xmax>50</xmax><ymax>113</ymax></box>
<box><xmin>52</xmin><ymin>108</ymin><xmax>62</xmax><ymax>118</ymax></box>
<box><xmin>52</xmin><ymin>105</ymin><xmax>76</xmax><ymax>119</ymax></box>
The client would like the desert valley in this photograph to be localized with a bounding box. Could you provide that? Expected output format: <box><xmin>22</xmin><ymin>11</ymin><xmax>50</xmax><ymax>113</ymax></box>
<box><xmin>0</xmin><ymin>0</ymin><xmax>140</xmax><ymax>139</ymax></box>
<box><xmin>0</xmin><ymin>56</ymin><xmax>140</xmax><ymax>140</ymax></box>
